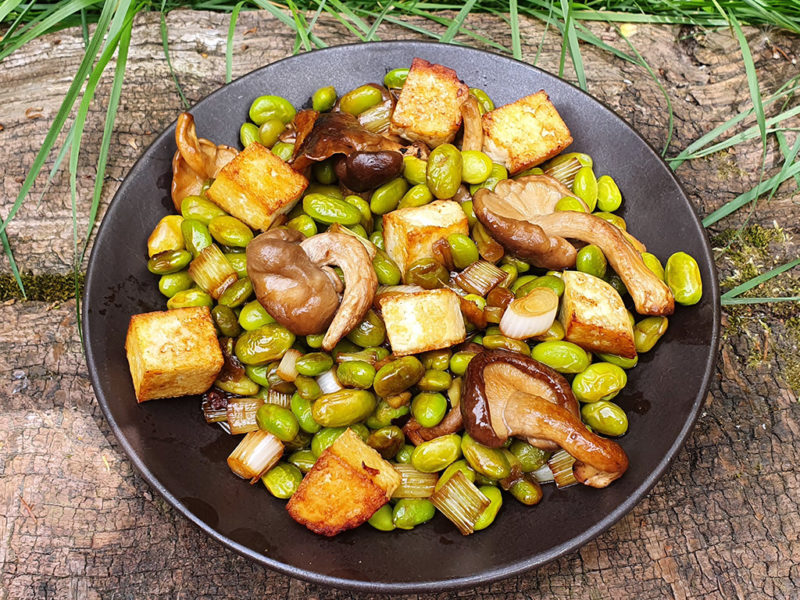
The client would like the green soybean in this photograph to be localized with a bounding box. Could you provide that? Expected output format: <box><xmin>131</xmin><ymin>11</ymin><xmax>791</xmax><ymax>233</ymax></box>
<box><xmin>473</xmin><ymin>486</ymin><xmax>503</xmax><ymax>530</ymax></box>
<box><xmin>180</xmin><ymin>219</ymin><xmax>213</xmax><ymax>257</ymax></box>
<box><xmin>531</xmin><ymin>341</ymin><xmax>591</xmax><ymax>374</ymax></box>
<box><xmin>303</xmin><ymin>193</ymin><xmax>362</xmax><ymax>226</ymax></box>
<box><xmin>411</xmin><ymin>434</ymin><xmax>461</xmax><ymax>473</ymax></box>
<box><xmin>508</xmin><ymin>440</ymin><xmax>549</xmax><ymax>472</ymax></box>
<box><xmin>312</xmin><ymin>85</ymin><xmax>337</xmax><ymax>112</ymax></box>
<box><xmin>167</xmin><ymin>288</ymin><xmax>213</xmax><ymax>309</ymax></box>
<box><xmin>368</xmin><ymin>504</ymin><xmax>396</xmax><ymax>531</ymax></box>
<box><xmin>469</xmin><ymin>163</ymin><xmax>508</xmax><ymax>194</ymax></box>
<box><xmin>461</xmin><ymin>150</ymin><xmax>493</xmax><ymax>184</ymax></box>
<box><xmin>572</xmin><ymin>166</ymin><xmax>598</xmax><ymax>211</ymax></box>
<box><xmin>403</xmin><ymin>156</ymin><xmax>428</xmax><ymax>185</ymax></box>
<box><xmin>461</xmin><ymin>200</ymin><xmax>477</xmax><ymax>227</ymax></box>
<box><xmin>336</xmin><ymin>361</ymin><xmax>376</xmax><ymax>389</ymax></box>
<box><xmin>218</xmin><ymin>277</ymin><xmax>253</xmax><ymax>308</ymax></box>
<box><xmin>312</xmin><ymin>159</ymin><xmax>338</xmax><ymax>185</ymax></box>
<box><xmin>290</xmin><ymin>392</ymin><xmax>322</xmax><ymax>434</ymax></box>
<box><xmin>461</xmin><ymin>434</ymin><xmax>511</xmax><ymax>479</ymax></box>
<box><xmin>427</xmin><ymin>144</ymin><xmax>462</xmax><ymax>199</ymax></box>
<box><xmin>373</xmin><ymin>356</ymin><xmax>425</xmax><ymax>397</ymax></box>
<box><xmin>225</xmin><ymin>252</ymin><xmax>248</xmax><ymax>278</ymax></box>
<box><xmin>287</xmin><ymin>214</ymin><xmax>318</xmax><ymax>238</ymax></box>
<box><xmin>641</xmin><ymin>252</ymin><xmax>666</xmax><ymax>281</ymax></box>
<box><xmin>262</xmin><ymin>462</ymin><xmax>302</xmax><ymax>499</ymax></box>
<box><xmin>576</xmin><ymin>244</ymin><xmax>608</xmax><ymax>279</ymax></box>
<box><xmin>159</xmin><ymin>270</ymin><xmax>194</xmax><ymax>298</ymax></box>
<box><xmin>287</xmin><ymin>449</ymin><xmax>316</xmax><ymax>474</ymax></box>
<box><xmin>181</xmin><ymin>195</ymin><xmax>226</xmax><ymax>225</ymax></box>
<box><xmin>312</xmin><ymin>389</ymin><xmax>376</xmax><ymax>427</ymax></box>
<box><xmin>238</xmin><ymin>300</ymin><xmax>274</xmax><ymax>331</ymax></box>
<box><xmin>366</xmin><ymin>425</ymin><xmax>405</xmax><ymax>460</ymax></box>
<box><xmin>365</xmin><ymin>400</ymin><xmax>409</xmax><ymax>429</ymax></box>
<box><xmin>555</xmin><ymin>196</ymin><xmax>587</xmax><ymax>213</ymax></box>
<box><xmin>234</xmin><ymin>324</ymin><xmax>295</xmax><ymax>365</ymax></box>
<box><xmin>449</xmin><ymin>351</ymin><xmax>476</xmax><ymax>376</ymax></box>
<box><xmin>417</xmin><ymin>370</ymin><xmax>452</xmax><ymax>393</ymax></box>
<box><xmin>404</xmin><ymin>258</ymin><xmax>449</xmax><ymax>289</ymax></box>
<box><xmin>249</xmin><ymin>94</ymin><xmax>296</xmax><ymax>125</ymax></box>
<box><xmin>594</xmin><ymin>211</ymin><xmax>627</xmax><ymax>230</ymax></box>
<box><xmin>665</xmin><ymin>252</ymin><xmax>703</xmax><ymax>305</ymax></box>
<box><xmin>469</xmin><ymin>88</ymin><xmax>494</xmax><ymax>114</ymax></box>
<box><xmin>395</xmin><ymin>444</ymin><xmax>415</xmax><ymax>464</ymax></box>
<box><xmin>393</xmin><ymin>498</ymin><xmax>435</xmax><ymax>530</ymax></box>
<box><xmin>370</xmin><ymin>177</ymin><xmax>409</xmax><ymax>215</ymax></box>
<box><xmin>256</xmin><ymin>404</ymin><xmax>299</xmax><ymax>442</ymax></box>
<box><xmin>295</xmin><ymin>352</ymin><xmax>334</xmax><ymax>377</ymax></box>
<box><xmin>572</xmin><ymin>362</ymin><xmax>627</xmax><ymax>403</ymax></box>
<box><xmin>342</xmin><ymin>195</ymin><xmax>372</xmax><ymax>228</ymax></box>
<box><xmin>411</xmin><ymin>392</ymin><xmax>448</xmax><ymax>428</ymax></box>
<box><xmin>447</xmin><ymin>233</ymin><xmax>479</xmax><ymax>269</ymax></box>
<box><xmin>311</xmin><ymin>427</ymin><xmax>347</xmax><ymax>457</ymax></box>
<box><xmin>595</xmin><ymin>352</ymin><xmax>639</xmax><ymax>369</ymax></box>
<box><xmin>398</xmin><ymin>183</ymin><xmax>434</xmax><ymax>209</ymax></box>
<box><xmin>148</xmin><ymin>250</ymin><xmax>191</xmax><ymax>275</ymax></box>
<box><xmin>421</xmin><ymin>349</ymin><xmax>451</xmax><ymax>371</ymax></box>
<box><xmin>581</xmin><ymin>401</ymin><xmax>628</xmax><ymax>436</ymax></box>
<box><xmin>258</xmin><ymin>118</ymin><xmax>285</xmax><ymax>147</ymax></box>
<box><xmin>271</xmin><ymin>141</ymin><xmax>294</xmax><ymax>162</ymax></box>
<box><xmin>508</xmin><ymin>478</ymin><xmax>543</xmax><ymax>505</ymax></box>
<box><xmin>384</xmin><ymin>68</ymin><xmax>409</xmax><ymax>89</ymax></box>
<box><xmin>339</xmin><ymin>84</ymin><xmax>383</xmax><ymax>115</ymax></box>
<box><xmin>240</xmin><ymin>122</ymin><xmax>260</xmax><ymax>147</ymax></box>
<box><xmin>482</xmin><ymin>335</ymin><xmax>530</xmax><ymax>355</ymax></box>
<box><xmin>373</xmin><ymin>249</ymin><xmax>402</xmax><ymax>285</ymax></box>
<box><xmin>514</xmin><ymin>274</ymin><xmax>565</xmax><ymax>298</ymax></box>
<box><xmin>596</xmin><ymin>175</ymin><xmax>622</xmax><ymax>211</ymax></box>
<box><xmin>634</xmin><ymin>316</ymin><xmax>669</xmax><ymax>353</ymax></box>
<box><xmin>346</xmin><ymin>309</ymin><xmax>386</xmax><ymax>347</ymax></box>
<box><xmin>211</xmin><ymin>304</ymin><xmax>241</xmax><ymax>337</ymax></box>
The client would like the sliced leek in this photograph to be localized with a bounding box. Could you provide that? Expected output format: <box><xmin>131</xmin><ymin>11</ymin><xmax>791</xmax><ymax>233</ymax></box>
<box><xmin>227</xmin><ymin>430</ymin><xmax>283</xmax><ymax>482</ymax></box>
<box><xmin>189</xmin><ymin>243</ymin><xmax>238</xmax><ymax>299</ymax></box>
<box><xmin>392</xmin><ymin>464</ymin><xmax>439</xmax><ymax>498</ymax></box>
<box><xmin>499</xmin><ymin>287</ymin><xmax>558</xmax><ymax>340</ymax></box>
<box><xmin>430</xmin><ymin>471</ymin><xmax>490</xmax><ymax>535</ymax></box>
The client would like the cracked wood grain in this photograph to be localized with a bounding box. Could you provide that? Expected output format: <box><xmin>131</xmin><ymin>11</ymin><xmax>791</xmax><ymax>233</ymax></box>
<box><xmin>0</xmin><ymin>8</ymin><xmax>799</xmax><ymax>600</ymax></box>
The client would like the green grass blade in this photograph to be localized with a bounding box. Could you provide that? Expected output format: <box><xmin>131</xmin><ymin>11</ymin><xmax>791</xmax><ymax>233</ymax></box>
<box><xmin>509</xmin><ymin>0</ymin><xmax>521</xmax><ymax>60</ymax></box>
<box><xmin>702</xmin><ymin>159</ymin><xmax>800</xmax><ymax>227</ymax></box>
<box><xmin>728</xmin><ymin>11</ymin><xmax>767</xmax><ymax>156</ymax></box>
<box><xmin>366</xmin><ymin>0</ymin><xmax>393</xmax><ymax>41</ymax></box>
<box><xmin>286</xmin><ymin>0</ymin><xmax>312</xmax><ymax>51</ymax></box>
<box><xmin>559</xmin><ymin>0</ymin><xmax>587</xmax><ymax>90</ymax></box>
<box><xmin>721</xmin><ymin>257</ymin><xmax>800</xmax><ymax>299</ymax></box>
<box><xmin>160</xmin><ymin>1</ymin><xmax>189</xmax><ymax>108</ymax></box>
<box><xmin>251</xmin><ymin>0</ymin><xmax>326</xmax><ymax>48</ymax></box>
<box><xmin>440</xmin><ymin>0</ymin><xmax>477</xmax><ymax>44</ymax></box>
<box><xmin>0</xmin><ymin>231</ymin><xmax>24</xmax><ymax>298</ymax></box>
<box><xmin>0</xmin><ymin>0</ymin><xmax>26</xmax><ymax>24</ymax></box>
<box><xmin>532</xmin><ymin>2</ymin><xmax>554</xmax><ymax>66</ymax></box>
<box><xmin>324</xmin><ymin>0</ymin><xmax>373</xmax><ymax>37</ymax></box>
<box><xmin>776</xmin><ymin>131</ymin><xmax>800</xmax><ymax>187</ymax></box>
<box><xmin>721</xmin><ymin>296</ymin><xmax>800</xmax><ymax>306</ymax></box>
<box><xmin>225</xmin><ymin>1</ymin><xmax>245</xmax><ymax>84</ymax></box>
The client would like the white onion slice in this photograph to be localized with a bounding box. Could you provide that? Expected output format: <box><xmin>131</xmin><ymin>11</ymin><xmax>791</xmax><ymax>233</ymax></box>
<box><xmin>276</xmin><ymin>349</ymin><xmax>301</xmax><ymax>382</ymax></box>
<box><xmin>316</xmin><ymin>368</ymin><xmax>343</xmax><ymax>394</ymax></box>
<box><xmin>531</xmin><ymin>464</ymin><xmax>555</xmax><ymax>484</ymax></box>
<box><xmin>499</xmin><ymin>287</ymin><xmax>559</xmax><ymax>340</ymax></box>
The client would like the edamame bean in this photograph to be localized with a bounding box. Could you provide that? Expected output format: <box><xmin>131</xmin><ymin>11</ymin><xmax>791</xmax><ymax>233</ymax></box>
<box><xmin>234</xmin><ymin>324</ymin><xmax>295</xmax><ymax>365</ymax></box>
<box><xmin>342</xmin><ymin>195</ymin><xmax>372</xmax><ymax>228</ymax></box>
<box><xmin>336</xmin><ymin>361</ymin><xmax>376</xmax><ymax>389</ymax></box>
<box><xmin>461</xmin><ymin>150</ymin><xmax>493</xmax><ymax>184</ymax></box>
<box><xmin>159</xmin><ymin>270</ymin><xmax>193</xmax><ymax>298</ymax></box>
<box><xmin>469</xmin><ymin>163</ymin><xmax>508</xmax><ymax>194</ymax></box>
<box><xmin>435</xmin><ymin>460</ymin><xmax>476</xmax><ymax>494</ymax></box>
<box><xmin>427</xmin><ymin>144</ymin><xmax>462</xmax><ymax>199</ymax></box>
<box><xmin>473</xmin><ymin>486</ymin><xmax>502</xmax><ymax>530</ymax></box>
<box><xmin>367</xmin><ymin>425</ymin><xmax>405</xmax><ymax>460</ymax></box>
<box><xmin>404</xmin><ymin>258</ymin><xmax>448</xmax><ymax>289</ymax></box>
<box><xmin>312</xmin><ymin>159</ymin><xmax>338</xmax><ymax>185</ymax></box>
<box><xmin>596</xmin><ymin>175</ymin><xmax>622</xmax><ymax>211</ymax></box>
<box><xmin>508</xmin><ymin>478</ymin><xmax>543</xmax><ymax>505</ymax></box>
<box><xmin>373</xmin><ymin>356</ymin><xmax>425</xmax><ymax>397</ymax></box>
<box><xmin>417</xmin><ymin>370</ymin><xmax>452</xmax><ymax>393</ymax></box>
<box><xmin>290</xmin><ymin>392</ymin><xmax>322</xmax><ymax>434</ymax></box>
<box><xmin>421</xmin><ymin>349</ymin><xmax>451</xmax><ymax>371</ymax></box>
<box><xmin>514</xmin><ymin>274</ymin><xmax>565</xmax><ymax>298</ymax></box>
<box><xmin>312</xmin><ymin>389</ymin><xmax>376</xmax><ymax>427</ymax></box>
<box><xmin>181</xmin><ymin>196</ymin><xmax>226</xmax><ymax>225</ymax></box>
<box><xmin>449</xmin><ymin>351</ymin><xmax>476</xmax><ymax>376</ymax></box>
<box><xmin>295</xmin><ymin>352</ymin><xmax>334</xmax><ymax>377</ymax></box>
<box><xmin>271</xmin><ymin>141</ymin><xmax>294</xmax><ymax>162</ymax></box>
<box><xmin>447</xmin><ymin>233</ymin><xmax>479</xmax><ymax>269</ymax></box>
<box><xmin>393</xmin><ymin>498</ymin><xmax>435</xmax><ymax>529</ymax></box>
<box><xmin>312</xmin><ymin>85</ymin><xmax>337</xmax><ymax>112</ymax></box>
<box><xmin>148</xmin><ymin>249</ymin><xmax>192</xmax><ymax>275</ymax></box>
<box><xmin>256</xmin><ymin>404</ymin><xmax>299</xmax><ymax>442</ymax></box>
<box><xmin>311</xmin><ymin>427</ymin><xmax>347</xmax><ymax>457</ymax></box>
<box><xmin>576</xmin><ymin>244</ymin><xmax>608</xmax><ymax>279</ymax></box>
<box><xmin>402</xmin><ymin>156</ymin><xmax>427</xmax><ymax>185</ymax></box>
<box><xmin>240</xmin><ymin>122</ymin><xmax>260</xmax><ymax>147</ymax></box>
<box><xmin>218</xmin><ymin>277</ymin><xmax>253</xmax><ymax>308</ymax></box>
<box><xmin>372</xmin><ymin>249</ymin><xmax>402</xmax><ymax>286</ymax></box>
<box><xmin>211</xmin><ymin>304</ymin><xmax>241</xmax><ymax>337</ymax></box>
<box><xmin>258</xmin><ymin>119</ymin><xmax>285</xmax><ymax>147</ymax></box>
<box><xmin>384</xmin><ymin>68</ymin><xmax>409</xmax><ymax>89</ymax></box>
<box><xmin>368</xmin><ymin>504</ymin><xmax>396</xmax><ymax>531</ymax></box>
<box><xmin>482</xmin><ymin>335</ymin><xmax>530</xmax><ymax>355</ymax></box>
<box><xmin>249</xmin><ymin>94</ymin><xmax>296</xmax><ymax>125</ymax></box>
<box><xmin>469</xmin><ymin>88</ymin><xmax>494</xmax><ymax>114</ymax></box>
<box><xmin>594</xmin><ymin>211</ymin><xmax>627</xmax><ymax>230</ymax></box>
<box><xmin>262</xmin><ymin>462</ymin><xmax>302</xmax><ymax>499</ymax></box>
<box><xmin>572</xmin><ymin>362</ymin><xmax>627</xmax><ymax>403</ymax></box>
<box><xmin>665</xmin><ymin>252</ymin><xmax>702</xmax><ymax>305</ymax></box>
<box><xmin>370</xmin><ymin>177</ymin><xmax>409</xmax><ymax>215</ymax></box>
<box><xmin>238</xmin><ymin>299</ymin><xmax>274</xmax><ymax>330</ymax></box>
<box><xmin>287</xmin><ymin>214</ymin><xmax>318</xmax><ymax>238</ymax></box>
<box><xmin>180</xmin><ymin>219</ymin><xmax>213</xmax><ymax>257</ymax></box>
<box><xmin>225</xmin><ymin>252</ymin><xmax>248</xmax><ymax>277</ymax></box>
<box><xmin>634</xmin><ymin>316</ymin><xmax>669</xmax><ymax>353</ymax></box>
<box><xmin>461</xmin><ymin>434</ymin><xmax>511</xmax><ymax>480</ymax></box>
<box><xmin>411</xmin><ymin>434</ymin><xmax>462</xmax><ymax>473</ymax></box>
<box><xmin>370</xmin><ymin>231</ymin><xmax>385</xmax><ymax>250</ymax></box>
<box><xmin>572</xmin><ymin>166</ymin><xmax>598</xmax><ymax>211</ymax></box>
<box><xmin>214</xmin><ymin>372</ymin><xmax>259</xmax><ymax>396</ymax></box>
<box><xmin>641</xmin><ymin>252</ymin><xmax>665</xmax><ymax>281</ymax></box>
<box><xmin>287</xmin><ymin>449</ymin><xmax>316</xmax><ymax>473</ymax></box>
<box><xmin>532</xmin><ymin>320</ymin><xmax>565</xmax><ymax>342</ymax></box>
<box><xmin>595</xmin><ymin>352</ymin><xmax>638</xmax><ymax>369</ymax></box>
<box><xmin>411</xmin><ymin>392</ymin><xmax>448</xmax><ymax>428</ymax></box>
<box><xmin>508</xmin><ymin>440</ymin><xmax>549</xmax><ymax>472</ymax></box>
<box><xmin>461</xmin><ymin>200</ymin><xmax>477</xmax><ymax>227</ymax></box>
<box><xmin>581</xmin><ymin>400</ymin><xmax>628</xmax><ymax>436</ymax></box>
<box><xmin>395</xmin><ymin>444</ymin><xmax>414</xmax><ymax>464</ymax></box>
<box><xmin>166</xmin><ymin>288</ymin><xmax>213</xmax><ymax>309</ymax></box>
<box><xmin>555</xmin><ymin>196</ymin><xmax>587</xmax><ymax>213</ymax></box>
<box><xmin>398</xmin><ymin>183</ymin><xmax>434</xmax><ymax>208</ymax></box>
<box><xmin>365</xmin><ymin>400</ymin><xmax>409</xmax><ymax>429</ymax></box>
<box><xmin>245</xmin><ymin>364</ymin><xmax>270</xmax><ymax>387</ymax></box>
<box><xmin>531</xmin><ymin>341</ymin><xmax>592</xmax><ymax>374</ymax></box>
<box><xmin>346</xmin><ymin>309</ymin><xmax>386</xmax><ymax>348</ymax></box>
<box><xmin>148</xmin><ymin>215</ymin><xmax>184</xmax><ymax>257</ymax></box>
<box><xmin>303</xmin><ymin>193</ymin><xmax>362</xmax><ymax>225</ymax></box>
<box><xmin>294</xmin><ymin>375</ymin><xmax>321</xmax><ymax>401</ymax></box>
<box><xmin>339</xmin><ymin>84</ymin><xmax>383</xmax><ymax>115</ymax></box>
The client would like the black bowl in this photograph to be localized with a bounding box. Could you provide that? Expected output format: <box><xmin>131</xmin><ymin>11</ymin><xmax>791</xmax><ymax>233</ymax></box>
<box><xmin>83</xmin><ymin>41</ymin><xmax>720</xmax><ymax>592</ymax></box>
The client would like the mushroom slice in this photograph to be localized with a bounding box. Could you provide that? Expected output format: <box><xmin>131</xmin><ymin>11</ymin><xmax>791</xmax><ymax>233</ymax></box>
<box><xmin>246</xmin><ymin>229</ymin><xmax>340</xmax><ymax>336</ymax></box>
<box><xmin>460</xmin><ymin>95</ymin><xmax>483</xmax><ymax>152</ymax></box>
<box><xmin>300</xmin><ymin>232</ymin><xmax>378</xmax><ymax>352</ymax></box>
<box><xmin>474</xmin><ymin>174</ymin><xmax>673</xmax><ymax>315</ymax></box>
<box><xmin>461</xmin><ymin>350</ymin><xmax>629</xmax><ymax>488</ymax></box>
<box><xmin>171</xmin><ymin>112</ymin><xmax>237</xmax><ymax>210</ymax></box>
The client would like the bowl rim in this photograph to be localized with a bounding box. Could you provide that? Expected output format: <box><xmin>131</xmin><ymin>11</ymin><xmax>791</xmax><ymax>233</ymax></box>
<box><xmin>83</xmin><ymin>39</ymin><xmax>721</xmax><ymax>592</ymax></box>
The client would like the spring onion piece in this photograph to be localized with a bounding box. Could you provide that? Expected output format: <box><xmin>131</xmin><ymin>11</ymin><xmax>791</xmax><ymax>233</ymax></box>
<box><xmin>202</xmin><ymin>394</ymin><xmax>228</xmax><ymax>423</ymax></box>
<box><xmin>430</xmin><ymin>471</ymin><xmax>490</xmax><ymax>535</ymax></box>
<box><xmin>531</xmin><ymin>463</ymin><xmax>555</xmax><ymax>484</ymax></box>
<box><xmin>447</xmin><ymin>376</ymin><xmax>462</xmax><ymax>409</ymax></box>
<box><xmin>375</xmin><ymin>284</ymin><xmax>426</xmax><ymax>299</ymax></box>
<box><xmin>316</xmin><ymin>368</ymin><xmax>343</xmax><ymax>394</ymax></box>
<box><xmin>226</xmin><ymin>397</ymin><xmax>265</xmax><ymax>435</ymax></box>
<box><xmin>227</xmin><ymin>430</ymin><xmax>283</xmax><ymax>482</ymax></box>
<box><xmin>277</xmin><ymin>349</ymin><xmax>302</xmax><ymax>382</ymax></box>
<box><xmin>359</xmin><ymin>102</ymin><xmax>392</xmax><ymax>134</ymax></box>
<box><xmin>188</xmin><ymin>243</ymin><xmax>238</xmax><ymax>299</ymax></box>
<box><xmin>335</xmin><ymin>347</ymin><xmax>390</xmax><ymax>365</ymax></box>
<box><xmin>218</xmin><ymin>421</ymin><xmax>232</xmax><ymax>435</ymax></box>
<box><xmin>454</xmin><ymin>260</ymin><xmax>506</xmax><ymax>296</ymax></box>
<box><xmin>265</xmin><ymin>390</ymin><xmax>291</xmax><ymax>409</ymax></box>
<box><xmin>499</xmin><ymin>287</ymin><xmax>559</xmax><ymax>340</ymax></box>
<box><xmin>544</xmin><ymin>155</ymin><xmax>590</xmax><ymax>188</ymax></box>
<box><xmin>547</xmin><ymin>449</ymin><xmax>578</xmax><ymax>489</ymax></box>
<box><xmin>392</xmin><ymin>464</ymin><xmax>439</xmax><ymax>498</ymax></box>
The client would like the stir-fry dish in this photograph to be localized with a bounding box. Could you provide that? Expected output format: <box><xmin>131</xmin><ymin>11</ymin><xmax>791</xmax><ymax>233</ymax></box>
<box><xmin>125</xmin><ymin>58</ymin><xmax>704</xmax><ymax>537</ymax></box>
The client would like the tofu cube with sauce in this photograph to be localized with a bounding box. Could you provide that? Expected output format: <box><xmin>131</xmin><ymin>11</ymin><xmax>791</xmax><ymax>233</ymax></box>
<box><xmin>559</xmin><ymin>270</ymin><xmax>636</xmax><ymax>359</ymax></box>
<box><xmin>378</xmin><ymin>288</ymin><xmax>466</xmax><ymax>356</ymax></box>
<box><xmin>206</xmin><ymin>142</ymin><xmax>308</xmax><ymax>231</ymax></box>
<box><xmin>382</xmin><ymin>200</ymin><xmax>469</xmax><ymax>277</ymax></box>
<box><xmin>390</xmin><ymin>58</ymin><xmax>470</xmax><ymax>148</ymax></box>
<box><xmin>125</xmin><ymin>306</ymin><xmax>224</xmax><ymax>402</ymax></box>
<box><xmin>287</xmin><ymin>428</ymin><xmax>401</xmax><ymax>536</ymax></box>
<box><xmin>482</xmin><ymin>91</ymin><xmax>573</xmax><ymax>175</ymax></box>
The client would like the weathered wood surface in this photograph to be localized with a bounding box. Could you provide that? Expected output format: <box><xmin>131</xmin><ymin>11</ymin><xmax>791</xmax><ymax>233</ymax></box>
<box><xmin>1</xmin><ymin>9</ymin><xmax>799</xmax><ymax>599</ymax></box>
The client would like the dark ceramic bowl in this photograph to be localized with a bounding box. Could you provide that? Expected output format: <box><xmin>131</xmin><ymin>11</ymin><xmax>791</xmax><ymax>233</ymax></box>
<box><xmin>83</xmin><ymin>41</ymin><xmax>720</xmax><ymax>592</ymax></box>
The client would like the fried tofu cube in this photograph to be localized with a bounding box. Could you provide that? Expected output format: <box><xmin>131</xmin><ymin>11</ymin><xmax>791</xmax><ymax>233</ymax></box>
<box><xmin>390</xmin><ymin>58</ymin><xmax>469</xmax><ymax>147</ymax></box>
<box><xmin>206</xmin><ymin>142</ymin><xmax>308</xmax><ymax>231</ymax></box>
<box><xmin>382</xmin><ymin>200</ymin><xmax>469</xmax><ymax>277</ymax></box>
<box><xmin>559</xmin><ymin>270</ymin><xmax>636</xmax><ymax>359</ymax></box>
<box><xmin>378</xmin><ymin>288</ymin><xmax>466</xmax><ymax>356</ymax></box>
<box><xmin>287</xmin><ymin>429</ymin><xmax>400</xmax><ymax>536</ymax></box>
<box><xmin>482</xmin><ymin>91</ymin><xmax>573</xmax><ymax>175</ymax></box>
<box><xmin>125</xmin><ymin>306</ymin><xmax>224</xmax><ymax>402</ymax></box>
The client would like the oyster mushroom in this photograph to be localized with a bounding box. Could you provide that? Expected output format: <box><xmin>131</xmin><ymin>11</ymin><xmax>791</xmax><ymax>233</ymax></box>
<box><xmin>459</xmin><ymin>95</ymin><xmax>483</xmax><ymax>152</ymax></box>
<box><xmin>474</xmin><ymin>175</ymin><xmax>674</xmax><ymax>316</ymax></box>
<box><xmin>300</xmin><ymin>232</ymin><xmax>378</xmax><ymax>352</ymax></box>
<box><xmin>461</xmin><ymin>350</ymin><xmax>629</xmax><ymax>488</ymax></box>
<box><xmin>246</xmin><ymin>229</ymin><xmax>340</xmax><ymax>335</ymax></box>
<box><xmin>171</xmin><ymin>112</ymin><xmax>237</xmax><ymax>211</ymax></box>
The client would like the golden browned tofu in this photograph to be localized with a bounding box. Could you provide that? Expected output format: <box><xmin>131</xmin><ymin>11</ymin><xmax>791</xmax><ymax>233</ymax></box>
<box><xmin>125</xmin><ymin>307</ymin><xmax>224</xmax><ymax>402</ymax></box>
<box><xmin>287</xmin><ymin>429</ymin><xmax>400</xmax><ymax>536</ymax></box>
<box><xmin>482</xmin><ymin>91</ymin><xmax>573</xmax><ymax>175</ymax></box>
<box><xmin>378</xmin><ymin>288</ymin><xmax>466</xmax><ymax>356</ymax></box>
<box><xmin>559</xmin><ymin>270</ymin><xmax>636</xmax><ymax>359</ymax></box>
<box><xmin>390</xmin><ymin>58</ymin><xmax>469</xmax><ymax>147</ymax></box>
<box><xmin>382</xmin><ymin>200</ymin><xmax>469</xmax><ymax>276</ymax></box>
<box><xmin>206</xmin><ymin>142</ymin><xmax>308</xmax><ymax>231</ymax></box>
